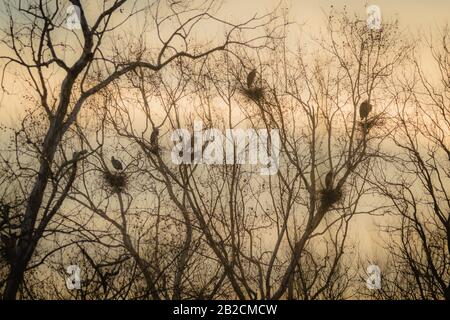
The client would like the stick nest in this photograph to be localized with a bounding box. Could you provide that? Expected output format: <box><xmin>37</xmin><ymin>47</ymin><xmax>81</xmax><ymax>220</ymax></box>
<box><xmin>320</xmin><ymin>187</ymin><xmax>343</xmax><ymax>210</ymax></box>
<box><xmin>241</xmin><ymin>86</ymin><xmax>264</xmax><ymax>103</ymax></box>
<box><xmin>358</xmin><ymin>116</ymin><xmax>384</xmax><ymax>133</ymax></box>
<box><xmin>103</xmin><ymin>170</ymin><xmax>128</xmax><ymax>193</ymax></box>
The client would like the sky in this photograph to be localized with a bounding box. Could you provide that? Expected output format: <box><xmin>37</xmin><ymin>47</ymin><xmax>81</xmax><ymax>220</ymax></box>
<box><xmin>223</xmin><ymin>0</ymin><xmax>449</xmax><ymax>28</ymax></box>
<box><xmin>1</xmin><ymin>0</ymin><xmax>449</xmax><ymax>113</ymax></box>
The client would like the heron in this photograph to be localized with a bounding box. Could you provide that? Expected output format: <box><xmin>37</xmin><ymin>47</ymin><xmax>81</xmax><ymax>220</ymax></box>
<box><xmin>72</xmin><ymin>150</ymin><xmax>87</xmax><ymax>161</ymax></box>
<box><xmin>111</xmin><ymin>156</ymin><xmax>123</xmax><ymax>171</ymax></box>
<box><xmin>247</xmin><ymin>69</ymin><xmax>257</xmax><ymax>88</ymax></box>
<box><xmin>359</xmin><ymin>100</ymin><xmax>373</xmax><ymax>120</ymax></box>
<box><xmin>325</xmin><ymin>170</ymin><xmax>334</xmax><ymax>190</ymax></box>
<box><xmin>150</xmin><ymin>128</ymin><xmax>159</xmax><ymax>147</ymax></box>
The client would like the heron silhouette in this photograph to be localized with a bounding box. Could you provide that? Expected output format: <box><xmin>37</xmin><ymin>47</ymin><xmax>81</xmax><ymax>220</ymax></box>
<box><xmin>325</xmin><ymin>170</ymin><xmax>334</xmax><ymax>190</ymax></box>
<box><xmin>111</xmin><ymin>156</ymin><xmax>123</xmax><ymax>171</ymax></box>
<box><xmin>247</xmin><ymin>69</ymin><xmax>257</xmax><ymax>88</ymax></box>
<box><xmin>148</xmin><ymin>128</ymin><xmax>160</xmax><ymax>155</ymax></box>
<box><xmin>359</xmin><ymin>100</ymin><xmax>373</xmax><ymax>120</ymax></box>
<box><xmin>150</xmin><ymin>128</ymin><xmax>159</xmax><ymax>147</ymax></box>
<box><xmin>72</xmin><ymin>150</ymin><xmax>86</xmax><ymax>162</ymax></box>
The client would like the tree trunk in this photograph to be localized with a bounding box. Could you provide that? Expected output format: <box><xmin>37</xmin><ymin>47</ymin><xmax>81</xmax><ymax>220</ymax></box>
<box><xmin>2</xmin><ymin>153</ymin><xmax>54</xmax><ymax>299</ymax></box>
<box><xmin>2</xmin><ymin>70</ymin><xmax>86</xmax><ymax>300</ymax></box>
<box><xmin>3</xmin><ymin>264</ymin><xmax>24</xmax><ymax>300</ymax></box>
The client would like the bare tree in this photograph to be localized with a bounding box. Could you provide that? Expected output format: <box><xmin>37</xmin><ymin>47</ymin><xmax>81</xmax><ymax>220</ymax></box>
<box><xmin>246</xmin><ymin>10</ymin><xmax>409</xmax><ymax>299</ymax></box>
<box><xmin>0</xmin><ymin>0</ymin><xmax>271</xmax><ymax>299</ymax></box>
<box><xmin>372</xmin><ymin>27</ymin><xmax>449</xmax><ymax>300</ymax></box>
<box><xmin>94</xmin><ymin>9</ymin><xmax>408</xmax><ymax>300</ymax></box>
<box><xmin>1</xmin><ymin>2</ymin><xmax>447</xmax><ymax>301</ymax></box>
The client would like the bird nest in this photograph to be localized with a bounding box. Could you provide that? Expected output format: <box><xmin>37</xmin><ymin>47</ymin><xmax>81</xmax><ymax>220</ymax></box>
<box><xmin>241</xmin><ymin>86</ymin><xmax>264</xmax><ymax>103</ymax></box>
<box><xmin>320</xmin><ymin>187</ymin><xmax>343</xmax><ymax>210</ymax></box>
<box><xmin>358</xmin><ymin>116</ymin><xmax>384</xmax><ymax>133</ymax></box>
<box><xmin>102</xmin><ymin>170</ymin><xmax>128</xmax><ymax>193</ymax></box>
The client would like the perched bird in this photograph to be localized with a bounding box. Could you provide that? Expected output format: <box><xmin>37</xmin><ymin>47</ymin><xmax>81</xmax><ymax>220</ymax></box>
<box><xmin>149</xmin><ymin>128</ymin><xmax>160</xmax><ymax>155</ymax></box>
<box><xmin>72</xmin><ymin>150</ymin><xmax>87</xmax><ymax>162</ymax></box>
<box><xmin>325</xmin><ymin>170</ymin><xmax>334</xmax><ymax>190</ymax></box>
<box><xmin>150</xmin><ymin>128</ymin><xmax>159</xmax><ymax>147</ymax></box>
<box><xmin>111</xmin><ymin>156</ymin><xmax>123</xmax><ymax>171</ymax></box>
<box><xmin>247</xmin><ymin>69</ymin><xmax>257</xmax><ymax>88</ymax></box>
<box><xmin>359</xmin><ymin>100</ymin><xmax>373</xmax><ymax>120</ymax></box>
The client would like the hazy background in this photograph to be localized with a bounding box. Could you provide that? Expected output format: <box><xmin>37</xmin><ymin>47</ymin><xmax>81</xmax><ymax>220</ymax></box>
<box><xmin>0</xmin><ymin>0</ymin><xmax>449</xmax><ymax>270</ymax></box>
<box><xmin>3</xmin><ymin>0</ymin><xmax>449</xmax><ymax>115</ymax></box>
